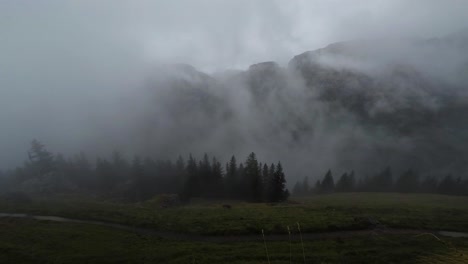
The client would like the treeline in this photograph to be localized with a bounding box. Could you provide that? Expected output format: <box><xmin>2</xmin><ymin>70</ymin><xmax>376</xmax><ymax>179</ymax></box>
<box><xmin>0</xmin><ymin>140</ymin><xmax>289</xmax><ymax>203</ymax></box>
<box><xmin>293</xmin><ymin>167</ymin><xmax>468</xmax><ymax>196</ymax></box>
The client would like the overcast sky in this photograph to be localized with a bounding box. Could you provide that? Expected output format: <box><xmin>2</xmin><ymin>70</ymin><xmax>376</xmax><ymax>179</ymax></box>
<box><xmin>1</xmin><ymin>0</ymin><xmax>468</xmax><ymax>169</ymax></box>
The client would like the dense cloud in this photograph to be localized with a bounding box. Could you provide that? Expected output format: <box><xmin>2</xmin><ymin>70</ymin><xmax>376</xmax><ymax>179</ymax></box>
<box><xmin>1</xmin><ymin>1</ymin><xmax>468</xmax><ymax>183</ymax></box>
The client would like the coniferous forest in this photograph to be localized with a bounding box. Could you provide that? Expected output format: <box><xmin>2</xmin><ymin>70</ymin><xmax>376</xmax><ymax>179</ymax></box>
<box><xmin>0</xmin><ymin>140</ymin><xmax>289</xmax><ymax>203</ymax></box>
<box><xmin>1</xmin><ymin>139</ymin><xmax>468</xmax><ymax>203</ymax></box>
<box><xmin>293</xmin><ymin>167</ymin><xmax>468</xmax><ymax>197</ymax></box>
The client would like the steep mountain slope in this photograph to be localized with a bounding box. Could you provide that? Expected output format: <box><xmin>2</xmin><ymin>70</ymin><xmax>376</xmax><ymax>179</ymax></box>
<box><xmin>133</xmin><ymin>30</ymin><xmax>468</xmax><ymax>180</ymax></box>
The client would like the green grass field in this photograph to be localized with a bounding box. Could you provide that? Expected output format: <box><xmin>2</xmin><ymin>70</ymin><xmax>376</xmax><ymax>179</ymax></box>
<box><xmin>0</xmin><ymin>217</ymin><xmax>467</xmax><ymax>264</ymax></box>
<box><xmin>1</xmin><ymin>193</ymin><xmax>468</xmax><ymax>235</ymax></box>
<box><xmin>1</xmin><ymin>193</ymin><xmax>468</xmax><ymax>263</ymax></box>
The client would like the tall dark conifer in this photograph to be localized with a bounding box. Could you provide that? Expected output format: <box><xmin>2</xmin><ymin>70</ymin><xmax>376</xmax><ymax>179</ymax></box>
<box><xmin>268</xmin><ymin>162</ymin><xmax>288</xmax><ymax>202</ymax></box>
<box><xmin>320</xmin><ymin>170</ymin><xmax>335</xmax><ymax>193</ymax></box>
<box><xmin>244</xmin><ymin>152</ymin><xmax>262</xmax><ymax>202</ymax></box>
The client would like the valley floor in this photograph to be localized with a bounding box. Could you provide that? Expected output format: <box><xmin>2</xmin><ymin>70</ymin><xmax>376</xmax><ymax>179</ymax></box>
<box><xmin>1</xmin><ymin>193</ymin><xmax>468</xmax><ymax>263</ymax></box>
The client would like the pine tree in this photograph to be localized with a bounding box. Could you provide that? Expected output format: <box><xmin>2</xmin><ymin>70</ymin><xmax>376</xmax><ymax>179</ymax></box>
<box><xmin>28</xmin><ymin>139</ymin><xmax>55</xmax><ymax>178</ymax></box>
<box><xmin>420</xmin><ymin>176</ymin><xmax>438</xmax><ymax>193</ymax></box>
<box><xmin>180</xmin><ymin>154</ymin><xmax>198</xmax><ymax>201</ymax></box>
<box><xmin>320</xmin><ymin>170</ymin><xmax>335</xmax><ymax>193</ymax></box>
<box><xmin>244</xmin><ymin>152</ymin><xmax>262</xmax><ymax>202</ymax></box>
<box><xmin>175</xmin><ymin>155</ymin><xmax>186</xmax><ymax>192</ymax></box>
<box><xmin>335</xmin><ymin>173</ymin><xmax>349</xmax><ymax>192</ymax></box>
<box><xmin>395</xmin><ymin>169</ymin><xmax>419</xmax><ymax>193</ymax></box>
<box><xmin>176</xmin><ymin>155</ymin><xmax>185</xmax><ymax>173</ymax></box>
<box><xmin>73</xmin><ymin>152</ymin><xmax>94</xmax><ymax>190</ymax></box>
<box><xmin>314</xmin><ymin>180</ymin><xmax>321</xmax><ymax>194</ymax></box>
<box><xmin>348</xmin><ymin>171</ymin><xmax>356</xmax><ymax>191</ymax></box>
<box><xmin>131</xmin><ymin>156</ymin><xmax>145</xmax><ymax>201</ymax></box>
<box><xmin>237</xmin><ymin>163</ymin><xmax>246</xmax><ymax>199</ymax></box>
<box><xmin>111</xmin><ymin>151</ymin><xmax>129</xmax><ymax>184</ymax></box>
<box><xmin>293</xmin><ymin>176</ymin><xmax>310</xmax><ymax>196</ymax></box>
<box><xmin>302</xmin><ymin>176</ymin><xmax>310</xmax><ymax>195</ymax></box>
<box><xmin>268</xmin><ymin>162</ymin><xmax>288</xmax><ymax>202</ymax></box>
<box><xmin>225</xmin><ymin>155</ymin><xmax>237</xmax><ymax>199</ymax></box>
<box><xmin>262</xmin><ymin>163</ymin><xmax>270</xmax><ymax>200</ymax></box>
<box><xmin>372</xmin><ymin>166</ymin><xmax>393</xmax><ymax>192</ymax></box>
<box><xmin>200</xmin><ymin>153</ymin><xmax>212</xmax><ymax>195</ymax></box>
<box><xmin>96</xmin><ymin>158</ymin><xmax>114</xmax><ymax>192</ymax></box>
<box><xmin>210</xmin><ymin>157</ymin><xmax>223</xmax><ymax>198</ymax></box>
<box><xmin>437</xmin><ymin>174</ymin><xmax>456</xmax><ymax>195</ymax></box>
<box><xmin>336</xmin><ymin>171</ymin><xmax>356</xmax><ymax>192</ymax></box>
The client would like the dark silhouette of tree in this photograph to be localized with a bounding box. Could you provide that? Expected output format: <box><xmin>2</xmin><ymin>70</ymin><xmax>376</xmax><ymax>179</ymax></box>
<box><xmin>180</xmin><ymin>154</ymin><xmax>198</xmax><ymax>202</ymax></box>
<box><xmin>335</xmin><ymin>172</ymin><xmax>348</xmax><ymax>192</ymax></box>
<box><xmin>71</xmin><ymin>152</ymin><xmax>95</xmax><ymax>190</ymax></box>
<box><xmin>395</xmin><ymin>169</ymin><xmax>419</xmax><ymax>193</ymax></box>
<box><xmin>225</xmin><ymin>155</ymin><xmax>238</xmax><ymax>199</ymax></box>
<box><xmin>314</xmin><ymin>180</ymin><xmax>321</xmax><ymax>194</ymax></box>
<box><xmin>237</xmin><ymin>163</ymin><xmax>246</xmax><ymax>199</ymax></box>
<box><xmin>372</xmin><ymin>167</ymin><xmax>393</xmax><ymax>192</ymax></box>
<box><xmin>131</xmin><ymin>156</ymin><xmax>145</xmax><ymax>201</ymax></box>
<box><xmin>266</xmin><ymin>163</ymin><xmax>276</xmax><ymax>199</ymax></box>
<box><xmin>420</xmin><ymin>176</ymin><xmax>438</xmax><ymax>193</ymax></box>
<box><xmin>9</xmin><ymin>142</ymin><xmax>295</xmax><ymax>202</ymax></box>
<box><xmin>336</xmin><ymin>171</ymin><xmax>356</xmax><ymax>192</ymax></box>
<box><xmin>175</xmin><ymin>155</ymin><xmax>186</xmax><ymax>193</ymax></box>
<box><xmin>262</xmin><ymin>163</ymin><xmax>270</xmax><ymax>200</ymax></box>
<box><xmin>244</xmin><ymin>152</ymin><xmax>262</xmax><ymax>202</ymax></box>
<box><xmin>267</xmin><ymin>162</ymin><xmax>289</xmax><ymax>202</ymax></box>
<box><xmin>437</xmin><ymin>174</ymin><xmax>456</xmax><ymax>195</ymax></box>
<box><xmin>28</xmin><ymin>139</ymin><xmax>55</xmax><ymax>178</ymax></box>
<box><xmin>302</xmin><ymin>176</ymin><xmax>310</xmax><ymax>194</ymax></box>
<box><xmin>95</xmin><ymin>158</ymin><xmax>115</xmax><ymax>192</ymax></box>
<box><xmin>320</xmin><ymin>170</ymin><xmax>335</xmax><ymax>193</ymax></box>
<box><xmin>199</xmin><ymin>153</ymin><xmax>212</xmax><ymax>194</ymax></box>
<box><xmin>210</xmin><ymin>157</ymin><xmax>223</xmax><ymax>198</ymax></box>
<box><xmin>348</xmin><ymin>171</ymin><xmax>356</xmax><ymax>191</ymax></box>
<box><xmin>293</xmin><ymin>176</ymin><xmax>311</xmax><ymax>196</ymax></box>
<box><xmin>111</xmin><ymin>151</ymin><xmax>130</xmax><ymax>185</ymax></box>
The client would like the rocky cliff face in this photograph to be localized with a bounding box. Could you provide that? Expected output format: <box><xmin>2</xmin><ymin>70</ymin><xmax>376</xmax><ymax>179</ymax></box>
<box><xmin>135</xmin><ymin>30</ymin><xmax>468</xmax><ymax>179</ymax></box>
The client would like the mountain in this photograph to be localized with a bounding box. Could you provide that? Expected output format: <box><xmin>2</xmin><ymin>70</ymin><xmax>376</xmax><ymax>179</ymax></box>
<box><xmin>132</xmin><ymin>30</ymin><xmax>468</xmax><ymax>180</ymax></box>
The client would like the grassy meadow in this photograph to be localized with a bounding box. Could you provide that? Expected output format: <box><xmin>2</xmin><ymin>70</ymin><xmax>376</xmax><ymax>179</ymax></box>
<box><xmin>1</xmin><ymin>193</ymin><xmax>468</xmax><ymax>263</ymax></box>
<box><xmin>1</xmin><ymin>217</ymin><xmax>468</xmax><ymax>264</ymax></box>
<box><xmin>1</xmin><ymin>193</ymin><xmax>468</xmax><ymax>235</ymax></box>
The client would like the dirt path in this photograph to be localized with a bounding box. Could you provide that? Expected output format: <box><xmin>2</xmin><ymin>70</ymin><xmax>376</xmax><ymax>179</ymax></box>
<box><xmin>1</xmin><ymin>213</ymin><xmax>467</xmax><ymax>242</ymax></box>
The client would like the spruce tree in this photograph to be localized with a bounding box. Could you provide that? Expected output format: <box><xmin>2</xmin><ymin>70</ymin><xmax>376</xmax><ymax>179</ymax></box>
<box><xmin>420</xmin><ymin>176</ymin><xmax>438</xmax><ymax>193</ymax></box>
<box><xmin>268</xmin><ymin>162</ymin><xmax>288</xmax><ymax>202</ymax></box>
<box><xmin>372</xmin><ymin>166</ymin><xmax>393</xmax><ymax>192</ymax></box>
<box><xmin>314</xmin><ymin>180</ymin><xmax>321</xmax><ymax>194</ymax></box>
<box><xmin>302</xmin><ymin>176</ymin><xmax>310</xmax><ymax>195</ymax></box>
<box><xmin>335</xmin><ymin>173</ymin><xmax>349</xmax><ymax>192</ymax></box>
<box><xmin>28</xmin><ymin>139</ymin><xmax>55</xmax><ymax>178</ymax></box>
<box><xmin>96</xmin><ymin>158</ymin><xmax>114</xmax><ymax>192</ymax></box>
<box><xmin>131</xmin><ymin>156</ymin><xmax>145</xmax><ymax>201</ymax></box>
<box><xmin>320</xmin><ymin>170</ymin><xmax>335</xmax><ymax>193</ymax></box>
<box><xmin>181</xmin><ymin>154</ymin><xmax>198</xmax><ymax>201</ymax></box>
<box><xmin>225</xmin><ymin>155</ymin><xmax>237</xmax><ymax>199</ymax></box>
<box><xmin>210</xmin><ymin>157</ymin><xmax>223</xmax><ymax>198</ymax></box>
<box><xmin>244</xmin><ymin>152</ymin><xmax>262</xmax><ymax>202</ymax></box>
<box><xmin>437</xmin><ymin>174</ymin><xmax>456</xmax><ymax>195</ymax></box>
<box><xmin>395</xmin><ymin>169</ymin><xmax>419</xmax><ymax>193</ymax></box>
<box><xmin>262</xmin><ymin>163</ymin><xmax>270</xmax><ymax>200</ymax></box>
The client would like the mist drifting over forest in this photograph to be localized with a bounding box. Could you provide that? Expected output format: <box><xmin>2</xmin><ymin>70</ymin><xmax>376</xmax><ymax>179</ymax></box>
<box><xmin>2</xmin><ymin>0</ymin><xmax>468</xmax><ymax>183</ymax></box>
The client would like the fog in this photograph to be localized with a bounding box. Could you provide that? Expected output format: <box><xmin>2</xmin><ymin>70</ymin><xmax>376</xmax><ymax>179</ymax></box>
<box><xmin>2</xmin><ymin>0</ymin><xmax>468</xmax><ymax>182</ymax></box>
